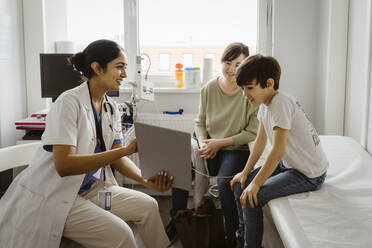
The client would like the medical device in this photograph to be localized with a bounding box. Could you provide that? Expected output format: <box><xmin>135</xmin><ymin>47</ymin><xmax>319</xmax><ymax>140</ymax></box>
<box><xmin>132</xmin><ymin>55</ymin><xmax>154</xmax><ymax>102</ymax></box>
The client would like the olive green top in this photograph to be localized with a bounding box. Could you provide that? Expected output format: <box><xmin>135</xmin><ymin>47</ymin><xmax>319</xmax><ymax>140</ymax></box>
<box><xmin>195</xmin><ymin>78</ymin><xmax>259</xmax><ymax>150</ymax></box>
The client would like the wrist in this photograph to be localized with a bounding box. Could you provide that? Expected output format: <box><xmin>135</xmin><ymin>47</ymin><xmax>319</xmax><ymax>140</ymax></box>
<box><xmin>139</xmin><ymin>177</ymin><xmax>148</xmax><ymax>186</ymax></box>
<box><xmin>251</xmin><ymin>178</ymin><xmax>263</xmax><ymax>188</ymax></box>
<box><xmin>216</xmin><ymin>139</ymin><xmax>224</xmax><ymax>148</ymax></box>
<box><xmin>242</xmin><ymin>168</ymin><xmax>250</xmax><ymax>177</ymax></box>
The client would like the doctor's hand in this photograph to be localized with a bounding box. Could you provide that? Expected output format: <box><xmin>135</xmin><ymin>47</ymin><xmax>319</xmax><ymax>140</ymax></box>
<box><xmin>230</xmin><ymin>171</ymin><xmax>248</xmax><ymax>191</ymax></box>
<box><xmin>199</xmin><ymin>139</ymin><xmax>222</xmax><ymax>159</ymax></box>
<box><xmin>240</xmin><ymin>182</ymin><xmax>260</xmax><ymax>208</ymax></box>
<box><xmin>144</xmin><ymin>171</ymin><xmax>173</xmax><ymax>192</ymax></box>
<box><xmin>125</xmin><ymin>138</ymin><xmax>137</xmax><ymax>155</ymax></box>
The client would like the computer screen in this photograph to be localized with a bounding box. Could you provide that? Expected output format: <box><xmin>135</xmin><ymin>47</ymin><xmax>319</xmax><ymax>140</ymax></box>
<box><xmin>40</xmin><ymin>53</ymin><xmax>119</xmax><ymax>100</ymax></box>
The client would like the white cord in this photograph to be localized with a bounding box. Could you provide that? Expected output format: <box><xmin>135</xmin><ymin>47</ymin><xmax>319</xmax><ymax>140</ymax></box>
<box><xmin>208</xmin><ymin>184</ymin><xmax>219</xmax><ymax>198</ymax></box>
<box><xmin>141</xmin><ymin>53</ymin><xmax>151</xmax><ymax>81</ymax></box>
<box><xmin>191</xmin><ymin>167</ymin><xmax>235</xmax><ymax>179</ymax></box>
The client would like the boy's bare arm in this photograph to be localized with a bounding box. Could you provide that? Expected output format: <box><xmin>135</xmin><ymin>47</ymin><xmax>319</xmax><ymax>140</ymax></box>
<box><xmin>242</xmin><ymin>123</ymin><xmax>267</xmax><ymax>176</ymax></box>
<box><xmin>251</xmin><ymin>126</ymin><xmax>289</xmax><ymax>187</ymax></box>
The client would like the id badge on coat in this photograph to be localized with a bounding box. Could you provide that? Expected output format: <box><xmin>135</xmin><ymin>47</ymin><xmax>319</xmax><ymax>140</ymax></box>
<box><xmin>98</xmin><ymin>190</ymin><xmax>112</xmax><ymax>210</ymax></box>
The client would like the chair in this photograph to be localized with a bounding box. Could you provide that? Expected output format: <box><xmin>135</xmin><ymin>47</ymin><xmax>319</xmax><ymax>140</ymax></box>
<box><xmin>0</xmin><ymin>142</ymin><xmax>149</xmax><ymax>248</ymax></box>
<box><xmin>0</xmin><ymin>142</ymin><xmax>84</xmax><ymax>248</ymax></box>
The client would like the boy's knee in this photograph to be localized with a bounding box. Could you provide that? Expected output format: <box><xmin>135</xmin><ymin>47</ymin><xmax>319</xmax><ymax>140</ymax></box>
<box><xmin>233</xmin><ymin>183</ymin><xmax>243</xmax><ymax>198</ymax></box>
<box><xmin>217</xmin><ymin>178</ymin><xmax>231</xmax><ymax>190</ymax></box>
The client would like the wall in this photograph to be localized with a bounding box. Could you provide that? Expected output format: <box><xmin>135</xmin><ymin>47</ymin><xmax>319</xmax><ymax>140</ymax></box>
<box><xmin>316</xmin><ymin>0</ymin><xmax>349</xmax><ymax>135</ymax></box>
<box><xmin>23</xmin><ymin>0</ymin><xmax>68</xmax><ymax>115</ymax></box>
<box><xmin>272</xmin><ymin>0</ymin><xmax>320</xmax><ymax>126</ymax></box>
<box><xmin>344</xmin><ymin>0</ymin><xmax>372</xmax><ymax>146</ymax></box>
<box><xmin>315</xmin><ymin>0</ymin><xmax>330</xmax><ymax>134</ymax></box>
<box><xmin>22</xmin><ymin>0</ymin><xmax>47</xmax><ymax>115</ymax></box>
<box><xmin>0</xmin><ymin>0</ymin><xmax>27</xmax><ymax>147</ymax></box>
<box><xmin>270</xmin><ymin>0</ymin><xmax>349</xmax><ymax>136</ymax></box>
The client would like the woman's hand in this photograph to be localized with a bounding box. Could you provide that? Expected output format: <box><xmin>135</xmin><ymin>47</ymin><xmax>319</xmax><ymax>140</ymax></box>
<box><xmin>199</xmin><ymin>139</ymin><xmax>222</xmax><ymax>159</ymax></box>
<box><xmin>230</xmin><ymin>171</ymin><xmax>248</xmax><ymax>191</ymax></box>
<box><xmin>125</xmin><ymin>138</ymin><xmax>137</xmax><ymax>155</ymax></box>
<box><xmin>143</xmin><ymin>171</ymin><xmax>173</xmax><ymax>192</ymax></box>
<box><xmin>240</xmin><ymin>182</ymin><xmax>260</xmax><ymax>208</ymax></box>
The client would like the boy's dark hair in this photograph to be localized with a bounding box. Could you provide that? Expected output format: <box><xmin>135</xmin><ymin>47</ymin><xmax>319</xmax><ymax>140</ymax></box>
<box><xmin>236</xmin><ymin>54</ymin><xmax>281</xmax><ymax>90</ymax></box>
<box><xmin>69</xmin><ymin>39</ymin><xmax>123</xmax><ymax>79</ymax></box>
<box><xmin>221</xmin><ymin>42</ymin><xmax>249</xmax><ymax>62</ymax></box>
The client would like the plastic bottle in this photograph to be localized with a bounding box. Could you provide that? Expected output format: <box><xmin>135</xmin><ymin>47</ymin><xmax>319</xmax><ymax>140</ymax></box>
<box><xmin>175</xmin><ymin>63</ymin><xmax>184</xmax><ymax>88</ymax></box>
<box><xmin>193</xmin><ymin>67</ymin><xmax>201</xmax><ymax>87</ymax></box>
<box><xmin>183</xmin><ymin>67</ymin><xmax>194</xmax><ymax>88</ymax></box>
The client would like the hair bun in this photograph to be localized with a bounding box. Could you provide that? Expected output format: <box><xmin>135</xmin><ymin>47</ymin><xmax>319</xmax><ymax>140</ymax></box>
<box><xmin>69</xmin><ymin>52</ymin><xmax>86</xmax><ymax>73</ymax></box>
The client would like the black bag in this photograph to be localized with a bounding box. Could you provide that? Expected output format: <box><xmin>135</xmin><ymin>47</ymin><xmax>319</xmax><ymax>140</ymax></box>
<box><xmin>173</xmin><ymin>198</ymin><xmax>226</xmax><ymax>248</ymax></box>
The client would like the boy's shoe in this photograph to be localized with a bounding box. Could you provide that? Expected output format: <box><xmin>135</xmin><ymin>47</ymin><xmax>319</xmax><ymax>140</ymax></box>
<box><xmin>165</xmin><ymin>219</ymin><xmax>177</xmax><ymax>244</ymax></box>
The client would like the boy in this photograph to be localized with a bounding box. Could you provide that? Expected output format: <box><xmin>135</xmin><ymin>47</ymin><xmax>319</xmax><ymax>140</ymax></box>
<box><xmin>230</xmin><ymin>54</ymin><xmax>328</xmax><ymax>248</ymax></box>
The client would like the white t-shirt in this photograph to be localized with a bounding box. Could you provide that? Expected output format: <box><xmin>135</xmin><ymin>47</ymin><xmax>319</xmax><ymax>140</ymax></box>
<box><xmin>257</xmin><ymin>92</ymin><xmax>329</xmax><ymax>178</ymax></box>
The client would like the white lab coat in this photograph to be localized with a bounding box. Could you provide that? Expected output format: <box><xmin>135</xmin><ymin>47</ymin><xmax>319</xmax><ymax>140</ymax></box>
<box><xmin>0</xmin><ymin>82</ymin><xmax>123</xmax><ymax>248</ymax></box>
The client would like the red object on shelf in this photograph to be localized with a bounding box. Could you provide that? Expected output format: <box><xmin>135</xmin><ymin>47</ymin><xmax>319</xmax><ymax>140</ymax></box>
<box><xmin>15</xmin><ymin>117</ymin><xmax>46</xmax><ymax>130</ymax></box>
<box><xmin>16</xmin><ymin>126</ymin><xmax>45</xmax><ymax>131</ymax></box>
<box><xmin>30</xmin><ymin>113</ymin><xmax>47</xmax><ymax>118</ymax></box>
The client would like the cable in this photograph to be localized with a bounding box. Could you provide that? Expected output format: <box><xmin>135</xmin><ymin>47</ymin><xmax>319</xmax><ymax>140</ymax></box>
<box><xmin>191</xmin><ymin>168</ymin><xmax>236</xmax><ymax>198</ymax></box>
<box><xmin>208</xmin><ymin>184</ymin><xmax>219</xmax><ymax>198</ymax></box>
<box><xmin>141</xmin><ymin>53</ymin><xmax>151</xmax><ymax>81</ymax></box>
<box><xmin>191</xmin><ymin>167</ymin><xmax>235</xmax><ymax>179</ymax></box>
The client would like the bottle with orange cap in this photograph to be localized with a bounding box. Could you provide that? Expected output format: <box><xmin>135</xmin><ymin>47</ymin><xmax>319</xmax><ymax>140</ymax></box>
<box><xmin>175</xmin><ymin>63</ymin><xmax>184</xmax><ymax>88</ymax></box>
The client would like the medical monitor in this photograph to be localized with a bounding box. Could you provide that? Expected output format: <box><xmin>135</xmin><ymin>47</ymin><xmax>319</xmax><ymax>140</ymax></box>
<box><xmin>40</xmin><ymin>53</ymin><xmax>119</xmax><ymax>101</ymax></box>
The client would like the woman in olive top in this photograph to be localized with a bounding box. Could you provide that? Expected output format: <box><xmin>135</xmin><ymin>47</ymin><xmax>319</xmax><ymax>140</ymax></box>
<box><xmin>170</xmin><ymin>43</ymin><xmax>259</xmax><ymax>247</ymax></box>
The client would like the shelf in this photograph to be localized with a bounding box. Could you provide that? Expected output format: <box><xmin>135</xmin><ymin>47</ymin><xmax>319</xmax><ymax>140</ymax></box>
<box><xmin>120</xmin><ymin>87</ymin><xmax>201</xmax><ymax>94</ymax></box>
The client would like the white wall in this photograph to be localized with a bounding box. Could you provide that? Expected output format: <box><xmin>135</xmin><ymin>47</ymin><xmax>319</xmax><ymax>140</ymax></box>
<box><xmin>0</xmin><ymin>0</ymin><xmax>27</xmax><ymax>147</ymax></box>
<box><xmin>315</xmin><ymin>0</ymin><xmax>330</xmax><ymax>134</ymax></box>
<box><xmin>22</xmin><ymin>0</ymin><xmax>47</xmax><ymax>115</ymax></box>
<box><xmin>23</xmin><ymin>0</ymin><xmax>69</xmax><ymax>115</ymax></box>
<box><xmin>344</xmin><ymin>0</ymin><xmax>372</xmax><ymax>146</ymax></box>
<box><xmin>269</xmin><ymin>0</ymin><xmax>349</xmax><ymax>136</ymax></box>
<box><xmin>272</xmin><ymin>0</ymin><xmax>320</xmax><ymax>125</ymax></box>
<box><xmin>316</xmin><ymin>0</ymin><xmax>349</xmax><ymax>135</ymax></box>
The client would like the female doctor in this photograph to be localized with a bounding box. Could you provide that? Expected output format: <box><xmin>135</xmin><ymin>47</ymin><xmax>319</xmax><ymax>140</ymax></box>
<box><xmin>0</xmin><ymin>39</ymin><xmax>173</xmax><ymax>248</ymax></box>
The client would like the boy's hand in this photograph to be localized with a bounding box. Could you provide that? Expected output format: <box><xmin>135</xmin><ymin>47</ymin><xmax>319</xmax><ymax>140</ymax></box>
<box><xmin>240</xmin><ymin>182</ymin><xmax>260</xmax><ymax>208</ymax></box>
<box><xmin>230</xmin><ymin>171</ymin><xmax>248</xmax><ymax>191</ymax></box>
<box><xmin>144</xmin><ymin>171</ymin><xmax>173</xmax><ymax>192</ymax></box>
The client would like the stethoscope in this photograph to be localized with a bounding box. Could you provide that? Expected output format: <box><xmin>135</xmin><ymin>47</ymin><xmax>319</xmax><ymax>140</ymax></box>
<box><xmin>87</xmin><ymin>81</ymin><xmax>120</xmax><ymax>134</ymax></box>
<box><xmin>103</xmin><ymin>95</ymin><xmax>122</xmax><ymax>134</ymax></box>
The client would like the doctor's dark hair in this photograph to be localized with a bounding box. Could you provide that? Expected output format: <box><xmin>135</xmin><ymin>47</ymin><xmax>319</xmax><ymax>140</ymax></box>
<box><xmin>68</xmin><ymin>39</ymin><xmax>123</xmax><ymax>79</ymax></box>
<box><xmin>236</xmin><ymin>54</ymin><xmax>281</xmax><ymax>90</ymax></box>
<box><xmin>221</xmin><ymin>42</ymin><xmax>249</xmax><ymax>62</ymax></box>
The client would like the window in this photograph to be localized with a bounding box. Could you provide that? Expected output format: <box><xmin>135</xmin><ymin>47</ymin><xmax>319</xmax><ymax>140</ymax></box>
<box><xmin>66</xmin><ymin>0</ymin><xmax>258</xmax><ymax>87</ymax></box>
<box><xmin>66</xmin><ymin>0</ymin><xmax>124</xmax><ymax>51</ymax></box>
<box><xmin>182</xmin><ymin>54</ymin><xmax>193</xmax><ymax>68</ymax></box>
<box><xmin>159</xmin><ymin>53</ymin><xmax>171</xmax><ymax>71</ymax></box>
<box><xmin>139</xmin><ymin>0</ymin><xmax>257</xmax><ymax>86</ymax></box>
